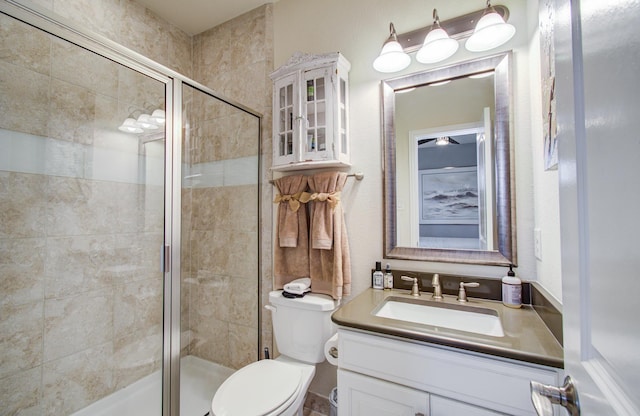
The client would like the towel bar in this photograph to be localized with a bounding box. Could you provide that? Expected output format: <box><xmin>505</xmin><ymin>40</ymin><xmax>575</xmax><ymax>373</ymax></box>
<box><xmin>269</xmin><ymin>172</ymin><xmax>364</xmax><ymax>185</ymax></box>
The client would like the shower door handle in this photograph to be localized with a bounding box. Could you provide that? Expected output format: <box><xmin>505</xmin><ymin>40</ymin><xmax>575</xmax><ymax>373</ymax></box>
<box><xmin>160</xmin><ymin>245</ymin><xmax>171</xmax><ymax>272</ymax></box>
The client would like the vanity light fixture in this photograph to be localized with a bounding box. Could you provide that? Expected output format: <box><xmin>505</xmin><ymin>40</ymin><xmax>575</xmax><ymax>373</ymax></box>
<box><xmin>373</xmin><ymin>22</ymin><xmax>411</xmax><ymax>73</ymax></box>
<box><xmin>465</xmin><ymin>1</ymin><xmax>516</xmax><ymax>52</ymax></box>
<box><xmin>373</xmin><ymin>4</ymin><xmax>512</xmax><ymax>74</ymax></box>
<box><xmin>416</xmin><ymin>9</ymin><xmax>459</xmax><ymax>64</ymax></box>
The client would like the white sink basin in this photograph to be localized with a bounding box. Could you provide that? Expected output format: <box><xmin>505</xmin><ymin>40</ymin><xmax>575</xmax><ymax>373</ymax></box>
<box><xmin>374</xmin><ymin>297</ymin><xmax>504</xmax><ymax>337</ymax></box>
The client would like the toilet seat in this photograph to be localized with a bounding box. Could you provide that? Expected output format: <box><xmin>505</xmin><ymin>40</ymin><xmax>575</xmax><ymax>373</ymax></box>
<box><xmin>211</xmin><ymin>359</ymin><xmax>303</xmax><ymax>416</ymax></box>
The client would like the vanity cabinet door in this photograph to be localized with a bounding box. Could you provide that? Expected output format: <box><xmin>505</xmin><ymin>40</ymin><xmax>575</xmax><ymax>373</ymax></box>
<box><xmin>430</xmin><ymin>395</ymin><xmax>504</xmax><ymax>416</ymax></box>
<box><xmin>338</xmin><ymin>369</ymin><xmax>429</xmax><ymax>416</ymax></box>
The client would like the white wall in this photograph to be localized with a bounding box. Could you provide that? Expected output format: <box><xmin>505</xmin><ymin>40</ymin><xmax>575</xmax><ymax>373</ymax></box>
<box><xmin>274</xmin><ymin>0</ymin><xmax>561</xmax><ymax>296</ymax></box>
<box><xmin>273</xmin><ymin>0</ymin><xmax>563</xmax><ymax>394</ymax></box>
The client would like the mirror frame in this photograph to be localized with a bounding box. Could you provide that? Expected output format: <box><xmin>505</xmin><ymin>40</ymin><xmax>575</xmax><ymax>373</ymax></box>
<box><xmin>382</xmin><ymin>52</ymin><xmax>516</xmax><ymax>265</ymax></box>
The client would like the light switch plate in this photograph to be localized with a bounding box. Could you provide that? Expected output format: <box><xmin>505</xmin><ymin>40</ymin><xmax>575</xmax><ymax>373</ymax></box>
<box><xmin>534</xmin><ymin>228</ymin><xmax>542</xmax><ymax>260</ymax></box>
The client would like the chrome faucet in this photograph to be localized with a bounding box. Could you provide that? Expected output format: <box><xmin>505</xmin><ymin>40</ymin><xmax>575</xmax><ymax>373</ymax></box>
<box><xmin>431</xmin><ymin>273</ymin><xmax>443</xmax><ymax>300</ymax></box>
<box><xmin>401</xmin><ymin>275</ymin><xmax>421</xmax><ymax>297</ymax></box>
<box><xmin>457</xmin><ymin>282</ymin><xmax>480</xmax><ymax>302</ymax></box>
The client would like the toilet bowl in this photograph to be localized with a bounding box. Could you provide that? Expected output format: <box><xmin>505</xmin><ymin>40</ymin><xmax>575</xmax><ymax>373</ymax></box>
<box><xmin>211</xmin><ymin>290</ymin><xmax>338</xmax><ymax>416</ymax></box>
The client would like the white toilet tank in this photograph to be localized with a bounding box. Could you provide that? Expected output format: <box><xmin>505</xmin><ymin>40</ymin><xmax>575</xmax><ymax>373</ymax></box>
<box><xmin>268</xmin><ymin>290</ymin><xmax>338</xmax><ymax>364</ymax></box>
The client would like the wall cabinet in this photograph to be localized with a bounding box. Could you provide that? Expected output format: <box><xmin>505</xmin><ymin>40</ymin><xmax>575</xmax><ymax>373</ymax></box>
<box><xmin>337</xmin><ymin>329</ymin><xmax>561</xmax><ymax>416</ymax></box>
<box><xmin>270</xmin><ymin>52</ymin><xmax>350</xmax><ymax>171</ymax></box>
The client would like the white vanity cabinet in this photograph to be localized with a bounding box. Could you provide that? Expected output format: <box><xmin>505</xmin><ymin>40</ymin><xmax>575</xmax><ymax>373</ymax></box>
<box><xmin>337</xmin><ymin>329</ymin><xmax>561</xmax><ymax>416</ymax></box>
<box><xmin>270</xmin><ymin>52</ymin><xmax>350</xmax><ymax>171</ymax></box>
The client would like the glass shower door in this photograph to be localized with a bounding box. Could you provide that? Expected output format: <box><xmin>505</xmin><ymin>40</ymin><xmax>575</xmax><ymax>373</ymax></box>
<box><xmin>0</xmin><ymin>11</ymin><xmax>167</xmax><ymax>415</ymax></box>
<box><xmin>178</xmin><ymin>83</ymin><xmax>261</xmax><ymax>414</ymax></box>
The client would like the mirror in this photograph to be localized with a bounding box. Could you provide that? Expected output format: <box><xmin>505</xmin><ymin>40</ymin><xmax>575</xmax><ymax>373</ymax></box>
<box><xmin>382</xmin><ymin>52</ymin><xmax>516</xmax><ymax>265</ymax></box>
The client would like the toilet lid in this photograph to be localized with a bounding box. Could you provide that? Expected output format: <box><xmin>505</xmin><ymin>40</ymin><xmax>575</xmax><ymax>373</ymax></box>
<box><xmin>212</xmin><ymin>359</ymin><xmax>303</xmax><ymax>416</ymax></box>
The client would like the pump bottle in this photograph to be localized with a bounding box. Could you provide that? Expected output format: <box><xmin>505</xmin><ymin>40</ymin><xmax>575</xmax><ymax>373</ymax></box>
<box><xmin>501</xmin><ymin>265</ymin><xmax>522</xmax><ymax>308</ymax></box>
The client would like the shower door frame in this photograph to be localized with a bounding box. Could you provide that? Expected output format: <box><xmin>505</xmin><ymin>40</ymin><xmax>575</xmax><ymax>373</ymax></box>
<box><xmin>0</xmin><ymin>1</ymin><xmax>263</xmax><ymax>415</ymax></box>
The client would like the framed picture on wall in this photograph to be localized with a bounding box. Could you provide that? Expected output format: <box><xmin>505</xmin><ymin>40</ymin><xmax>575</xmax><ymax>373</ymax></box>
<box><xmin>420</xmin><ymin>166</ymin><xmax>479</xmax><ymax>225</ymax></box>
<box><xmin>541</xmin><ymin>0</ymin><xmax>558</xmax><ymax>170</ymax></box>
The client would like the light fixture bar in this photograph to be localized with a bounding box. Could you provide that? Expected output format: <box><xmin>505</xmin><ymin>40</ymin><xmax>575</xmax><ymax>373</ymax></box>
<box><xmin>396</xmin><ymin>5</ymin><xmax>509</xmax><ymax>53</ymax></box>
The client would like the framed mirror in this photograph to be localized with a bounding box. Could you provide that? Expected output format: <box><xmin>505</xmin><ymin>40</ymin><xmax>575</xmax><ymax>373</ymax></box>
<box><xmin>382</xmin><ymin>52</ymin><xmax>516</xmax><ymax>265</ymax></box>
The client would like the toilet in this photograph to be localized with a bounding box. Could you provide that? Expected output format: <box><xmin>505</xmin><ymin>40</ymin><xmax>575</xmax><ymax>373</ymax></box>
<box><xmin>211</xmin><ymin>290</ymin><xmax>338</xmax><ymax>416</ymax></box>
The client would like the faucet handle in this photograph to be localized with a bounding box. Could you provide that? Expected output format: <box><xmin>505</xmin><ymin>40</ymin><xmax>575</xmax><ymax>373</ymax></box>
<box><xmin>401</xmin><ymin>276</ymin><xmax>421</xmax><ymax>297</ymax></box>
<box><xmin>431</xmin><ymin>273</ymin><xmax>443</xmax><ymax>300</ymax></box>
<box><xmin>457</xmin><ymin>282</ymin><xmax>480</xmax><ymax>302</ymax></box>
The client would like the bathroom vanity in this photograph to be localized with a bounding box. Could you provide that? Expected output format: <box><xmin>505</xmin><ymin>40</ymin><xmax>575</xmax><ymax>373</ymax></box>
<box><xmin>332</xmin><ymin>289</ymin><xmax>563</xmax><ymax>416</ymax></box>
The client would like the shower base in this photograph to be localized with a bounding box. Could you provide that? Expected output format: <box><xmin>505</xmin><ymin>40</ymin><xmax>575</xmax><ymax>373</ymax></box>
<box><xmin>72</xmin><ymin>355</ymin><xmax>234</xmax><ymax>416</ymax></box>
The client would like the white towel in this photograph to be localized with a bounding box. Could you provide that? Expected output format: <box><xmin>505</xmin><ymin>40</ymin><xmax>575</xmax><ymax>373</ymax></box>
<box><xmin>284</xmin><ymin>277</ymin><xmax>311</xmax><ymax>295</ymax></box>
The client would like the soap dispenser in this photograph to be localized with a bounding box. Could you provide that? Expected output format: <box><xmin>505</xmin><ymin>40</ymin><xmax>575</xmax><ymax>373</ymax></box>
<box><xmin>501</xmin><ymin>265</ymin><xmax>522</xmax><ymax>308</ymax></box>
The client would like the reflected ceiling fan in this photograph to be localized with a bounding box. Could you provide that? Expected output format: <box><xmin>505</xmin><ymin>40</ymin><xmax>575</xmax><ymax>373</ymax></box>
<box><xmin>418</xmin><ymin>136</ymin><xmax>460</xmax><ymax>146</ymax></box>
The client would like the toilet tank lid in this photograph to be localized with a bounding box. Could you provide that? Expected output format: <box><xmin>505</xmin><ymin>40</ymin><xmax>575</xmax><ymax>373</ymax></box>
<box><xmin>269</xmin><ymin>290</ymin><xmax>337</xmax><ymax>311</ymax></box>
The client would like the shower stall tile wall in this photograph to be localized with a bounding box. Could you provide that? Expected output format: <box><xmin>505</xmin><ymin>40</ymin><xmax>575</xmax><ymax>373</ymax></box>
<box><xmin>1</xmin><ymin>2</ymin><xmax>263</xmax><ymax>415</ymax></box>
<box><xmin>0</xmin><ymin>11</ymin><xmax>166</xmax><ymax>414</ymax></box>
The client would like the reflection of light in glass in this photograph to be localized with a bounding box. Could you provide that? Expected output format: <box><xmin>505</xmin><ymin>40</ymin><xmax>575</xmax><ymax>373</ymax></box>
<box><xmin>118</xmin><ymin>118</ymin><xmax>143</xmax><ymax>133</ymax></box>
<box><xmin>436</xmin><ymin>137</ymin><xmax>451</xmax><ymax>145</ymax></box>
<box><xmin>469</xmin><ymin>71</ymin><xmax>495</xmax><ymax>79</ymax></box>
<box><xmin>396</xmin><ymin>87</ymin><xmax>416</xmax><ymax>94</ymax></box>
<box><xmin>429</xmin><ymin>80</ymin><xmax>451</xmax><ymax>86</ymax></box>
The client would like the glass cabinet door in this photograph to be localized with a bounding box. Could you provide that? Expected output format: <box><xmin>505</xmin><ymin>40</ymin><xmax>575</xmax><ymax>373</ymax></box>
<box><xmin>274</xmin><ymin>73</ymin><xmax>297</xmax><ymax>165</ymax></box>
<box><xmin>303</xmin><ymin>67</ymin><xmax>332</xmax><ymax>160</ymax></box>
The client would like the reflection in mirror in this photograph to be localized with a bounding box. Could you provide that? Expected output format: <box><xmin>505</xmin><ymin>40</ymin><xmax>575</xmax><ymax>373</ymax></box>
<box><xmin>382</xmin><ymin>52</ymin><xmax>516</xmax><ymax>265</ymax></box>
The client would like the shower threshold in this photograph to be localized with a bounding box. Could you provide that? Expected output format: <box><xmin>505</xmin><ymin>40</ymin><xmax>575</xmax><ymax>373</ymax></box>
<box><xmin>71</xmin><ymin>355</ymin><xmax>234</xmax><ymax>416</ymax></box>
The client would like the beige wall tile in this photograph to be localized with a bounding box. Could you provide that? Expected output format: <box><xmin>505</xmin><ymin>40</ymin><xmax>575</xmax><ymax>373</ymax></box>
<box><xmin>0</xmin><ymin>173</ymin><xmax>47</xmax><ymax>239</ymax></box>
<box><xmin>117</xmin><ymin>65</ymin><xmax>165</xmax><ymax>114</ymax></box>
<box><xmin>0</xmin><ymin>13</ymin><xmax>51</xmax><ymax>75</ymax></box>
<box><xmin>229</xmin><ymin>323</ymin><xmax>257</xmax><ymax>369</ymax></box>
<box><xmin>48</xmin><ymin>78</ymin><xmax>96</xmax><ymax>145</ymax></box>
<box><xmin>112</xmin><ymin>331</ymin><xmax>162</xmax><ymax>390</ymax></box>
<box><xmin>119</xmin><ymin>0</ymin><xmax>170</xmax><ymax>67</ymax></box>
<box><xmin>230</xmin><ymin>276</ymin><xmax>258</xmax><ymax>327</ymax></box>
<box><xmin>168</xmin><ymin>25</ymin><xmax>193</xmax><ymax>78</ymax></box>
<box><xmin>43</xmin><ymin>288</ymin><xmax>114</xmax><ymax>362</ymax></box>
<box><xmin>45</xmin><ymin>177</ymin><xmax>121</xmax><ymax>237</ymax></box>
<box><xmin>225</xmin><ymin>184</ymin><xmax>259</xmax><ymax>233</ymax></box>
<box><xmin>190</xmin><ymin>317</ymin><xmax>230</xmax><ymax>365</ymax></box>
<box><xmin>226</xmin><ymin>230</ymin><xmax>259</xmax><ymax>278</ymax></box>
<box><xmin>52</xmin><ymin>0</ymin><xmax>123</xmax><ymax>43</ymax></box>
<box><xmin>0</xmin><ymin>238</ymin><xmax>45</xmax><ymax>307</ymax></box>
<box><xmin>51</xmin><ymin>38</ymin><xmax>119</xmax><ymax>98</ymax></box>
<box><xmin>0</xmin><ymin>61</ymin><xmax>50</xmax><ymax>137</ymax></box>
<box><xmin>42</xmin><ymin>342</ymin><xmax>114</xmax><ymax>416</ymax></box>
<box><xmin>113</xmin><ymin>278</ymin><xmax>163</xmax><ymax>341</ymax></box>
<box><xmin>0</xmin><ymin>301</ymin><xmax>43</xmax><ymax>379</ymax></box>
<box><xmin>191</xmin><ymin>187</ymin><xmax>229</xmax><ymax>230</ymax></box>
<box><xmin>0</xmin><ymin>366</ymin><xmax>42</xmax><ymax>416</ymax></box>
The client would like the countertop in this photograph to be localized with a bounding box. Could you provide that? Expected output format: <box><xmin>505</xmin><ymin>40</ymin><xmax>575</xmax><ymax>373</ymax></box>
<box><xmin>331</xmin><ymin>288</ymin><xmax>564</xmax><ymax>368</ymax></box>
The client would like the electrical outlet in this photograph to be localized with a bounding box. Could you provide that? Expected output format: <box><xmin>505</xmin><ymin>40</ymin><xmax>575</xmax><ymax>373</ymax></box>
<box><xmin>534</xmin><ymin>228</ymin><xmax>542</xmax><ymax>260</ymax></box>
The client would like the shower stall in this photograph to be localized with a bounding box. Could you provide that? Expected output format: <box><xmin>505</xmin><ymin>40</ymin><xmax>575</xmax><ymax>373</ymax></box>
<box><xmin>0</xmin><ymin>3</ymin><xmax>261</xmax><ymax>415</ymax></box>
